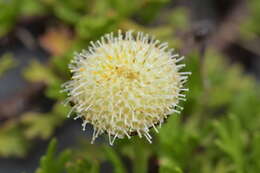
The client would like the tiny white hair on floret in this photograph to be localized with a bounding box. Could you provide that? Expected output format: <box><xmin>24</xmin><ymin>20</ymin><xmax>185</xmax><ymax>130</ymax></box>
<box><xmin>62</xmin><ymin>30</ymin><xmax>190</xmax><ymax>145</ymax></box>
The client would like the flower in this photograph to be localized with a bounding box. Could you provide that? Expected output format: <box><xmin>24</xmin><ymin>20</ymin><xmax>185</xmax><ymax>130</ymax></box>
<box><xmin>62</xmin><ymin>30</ymin><xmax>190</xmax><ymax>145</ymax></box>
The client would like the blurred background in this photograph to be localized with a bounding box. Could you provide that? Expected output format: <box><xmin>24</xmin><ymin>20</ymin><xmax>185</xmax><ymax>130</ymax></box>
<box><xmin>0</xmin><ymin>0</ymin><xmax>260</xmax><ymax>173</ymax></box>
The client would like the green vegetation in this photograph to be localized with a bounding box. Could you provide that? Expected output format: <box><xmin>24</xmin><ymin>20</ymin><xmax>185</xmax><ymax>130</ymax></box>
<box><xmin>0</xmin><ymin>0</ymin><xmax>259</xmax><ymax>172</ymax></box>
<box><xmin>0</xmin><ymin>53</ymin><xmax>17</xmax><ymax>77</ymax></box>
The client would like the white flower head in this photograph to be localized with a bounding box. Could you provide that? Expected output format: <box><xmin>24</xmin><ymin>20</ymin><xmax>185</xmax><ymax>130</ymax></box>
<box><xmin>62</xmin><ymin>30</ymin><xmax>190</xmax><ymax>145</ymax></box>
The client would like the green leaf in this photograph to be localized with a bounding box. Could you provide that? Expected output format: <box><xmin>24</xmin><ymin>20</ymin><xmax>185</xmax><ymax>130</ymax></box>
<box><xmin>158</xmin><ymin>115</ymin><xmax>199</xmax><ymax>170</ymax></box>
<box><xmin>76</xmin><ymin>15</ymin><xmax>118</xmax><ymax>40</ymax></box>
<box><xmin>0</xmin><ymin>0</ymin><xmax>20</xmax><ymax>36</ymax></box>
<box><xmin>20</xmin><ymin>0</ymin><xmax>47</xmax><ymax>16</ymax></box>
<box><xmin>239</xmin><ymin>0</ymin><xmax>260</xmax><ymax>39</ymax></box>
<box><xmin>53</xmin><ymin>5</ymin><xmax>81</xmax><ymax>24</ymax></box>
<box><xmin>104</xmin><ymin>147</ymin><xmax>127</xmax><ymax>173</ymax></box>
<box><xmin>21</xmin><ymin>113</ymin><xmax>59</xmax><ymax>139</ymax></box>
<box><xmin>36</xmin><ymin>139</ymin><xmax>72</xmax><ymax>173</ymax></box>
<box><xmin>108</xmin><ymin>0</ymin><xmax>140</xmax><ymax>17</ymax></box>
<box><xmin>0</xmin><ymin>122</ymin><xmax>29</xmax><ymax>157</ymax></box>
<box><xmin>250</xmin><ymin>133</ymin><xmax>260</xmax><ymax>171</ymax></box>
<box><xmin>213</xmin><ymin>114</ymin><xmax>246</xmax><ymax>173</ymax></box>
<box><xmin>66</xmin><ymin>157</ymin><xmax>99</xmax><ymax>173</ymax></box>
<box><xmin>21</xmin><ymin>103</ymin><xmax>68</xmax><ymax>139</ymax></box>
<box><xmin>23</xmin><ymin>60</ymin><xmax>59</xmax><ymax>84</ymax></box>
<box><xmin>169</xmin><ymin>8</ymin><xmax>189</xmax><ymax>31</ymax></box>
<box><xmin>23</xmin><ymin>60</ymin><xmax>66</xmax><ymax>99</ymax></box>
<box><xmin>136</xmin><ymin>0</ymin><xmax>170</xmax><ymax>24</ymax></box>
<box><xmin>0</xmin><ymin>53</ymin><xmax>17</xmax><ymax>77</ymax></box>
<box><xmin>159</xmin><ymin>157</ymin><xmax>183</xmax><ymax>173</ymax></box>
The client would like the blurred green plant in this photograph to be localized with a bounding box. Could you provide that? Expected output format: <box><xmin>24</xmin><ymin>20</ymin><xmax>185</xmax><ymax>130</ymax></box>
<box><xmin>0</xmin><ymin>53</ymin><xmax>17</xmax><ymax>77</ymax></box>
<box><xmin>36</xmin><ymin>139</ymin><xmax>72</xmax><ymax>173</ymax></box>
<box><xmin>240</xmin><ymin>0</ymin><xmax>260</xmax><ymax>40</ymax></box>
<box><xmin>0</xmin><ymin>0</ymin><xmax>259</xmax><ymax>172</ymax></box>
<box><xmin>0</xmin><ymin>121</ymin><xmax>29</xmax><ymax>157</ymax></box>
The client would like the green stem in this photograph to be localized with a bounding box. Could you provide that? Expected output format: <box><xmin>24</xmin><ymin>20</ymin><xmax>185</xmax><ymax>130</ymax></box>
<box><xmin>133</xmin><ymin>146</ymin><xmax>149</xmax><ymax>173</ymax></box>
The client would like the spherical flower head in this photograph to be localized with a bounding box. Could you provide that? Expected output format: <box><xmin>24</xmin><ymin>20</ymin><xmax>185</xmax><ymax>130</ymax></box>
<box><xmin>62</xmin><ymin>30</ymin><xmax>190</xmax><ymax>145</ymax></box>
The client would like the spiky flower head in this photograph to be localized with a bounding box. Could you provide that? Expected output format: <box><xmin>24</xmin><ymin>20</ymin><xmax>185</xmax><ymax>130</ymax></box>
<box><xmin>62</xmin><ymin>30</ymin><xmax>190</xmax><ymax>145</ymax></box>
